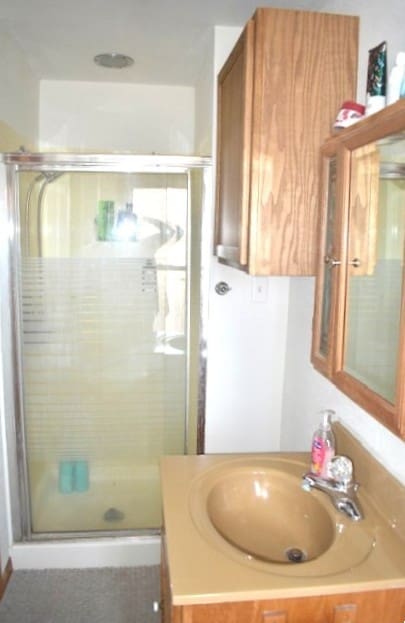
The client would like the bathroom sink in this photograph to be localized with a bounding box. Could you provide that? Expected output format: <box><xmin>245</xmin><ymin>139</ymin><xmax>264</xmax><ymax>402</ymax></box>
<box><xmin>189</xmin><ymin>456</ymin><xmax>375</xmax><ymax>577</ymax></box>
<box><xmin>207</xmin><ymin>470</ymin><xmax>334</xmax><ymax>563</ymax></box>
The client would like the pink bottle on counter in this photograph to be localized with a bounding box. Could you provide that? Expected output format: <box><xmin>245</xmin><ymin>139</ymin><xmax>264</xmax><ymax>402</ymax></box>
<box><xmin>310</xmin><ymin>410</ymin><xmax>336</xmax><ymax>478</ymax></box>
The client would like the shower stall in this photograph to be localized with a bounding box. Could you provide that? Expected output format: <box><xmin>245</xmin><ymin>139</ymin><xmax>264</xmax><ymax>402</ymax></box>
<box><xmin>0</xmin><ymin>153</ymin><xmax>211</xmax><ymax>542</ymax></box>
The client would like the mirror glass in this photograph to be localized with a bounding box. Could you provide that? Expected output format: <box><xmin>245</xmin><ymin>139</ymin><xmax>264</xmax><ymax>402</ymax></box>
<box><xmin>344</xmin><ymin>133</ymin><xmax>405</xmax><ymax>403</ymax></box>
<box><xmin>319</xmin><ymin>157</ymin><xmax>337</xmax><ymax>357</ymax></box>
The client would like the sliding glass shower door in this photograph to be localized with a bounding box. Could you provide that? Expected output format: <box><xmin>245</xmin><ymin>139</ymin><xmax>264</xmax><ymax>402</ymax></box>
<box><xmin>5</xmin><ymin>155</ymin><xmax>210</xmax><ymax>536</ymax></box>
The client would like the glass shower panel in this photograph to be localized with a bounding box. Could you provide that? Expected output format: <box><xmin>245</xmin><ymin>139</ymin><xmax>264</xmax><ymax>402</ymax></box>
<box><xmin>344</xmin><ymin>136</ymin><xmax>405</xmax><ymax>403</ymax></box>
<box><xmin>18</xmin><ymin>170</ymin><xmax>189</xmax><ymax>533</ymax></box>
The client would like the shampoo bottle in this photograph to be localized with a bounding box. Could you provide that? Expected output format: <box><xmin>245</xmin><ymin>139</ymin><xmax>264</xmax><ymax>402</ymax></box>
<box><xmin>310</xmin><ymin>410</ymin><xmax>336</xmax><ymax>478</ymax></box>
<box><xmin>387</xmin><ymin>52</ymin><xmax>405</xmax><ymax>105</ymax></box>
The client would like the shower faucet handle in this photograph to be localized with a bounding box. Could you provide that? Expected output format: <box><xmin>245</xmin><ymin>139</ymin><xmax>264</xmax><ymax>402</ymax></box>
<box><xmin>215</xmin><ymin>281</ymin><xmax>231</xmax><ymax>295</ymax></box>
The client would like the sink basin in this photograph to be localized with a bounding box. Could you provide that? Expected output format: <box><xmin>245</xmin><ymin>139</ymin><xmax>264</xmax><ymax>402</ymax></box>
<box><xmin>189</xmin><ymin>456</ymin><xmax>375</xmax><ymax>577</ymax></box>
<box><xmin>207</xmin><ymin>470</ymin><xmax>334</xmax><ymax>564</ymax></box>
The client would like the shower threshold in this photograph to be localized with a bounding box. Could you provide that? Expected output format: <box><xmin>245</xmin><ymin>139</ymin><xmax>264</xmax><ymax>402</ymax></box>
<box><xmin>11</xmin><ymin>534</ymin><xmax>161</xmax><ymax>569</ymax></box>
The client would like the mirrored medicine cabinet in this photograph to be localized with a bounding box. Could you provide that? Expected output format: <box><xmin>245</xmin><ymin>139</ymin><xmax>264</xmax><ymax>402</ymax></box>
<box><xmin>312</xmin><ymin>100</ymin><xmax>405</xmax><ymax>439</ymax></box>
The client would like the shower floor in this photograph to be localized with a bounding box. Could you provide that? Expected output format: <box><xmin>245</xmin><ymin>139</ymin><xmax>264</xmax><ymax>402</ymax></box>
<box><xmin>28</xmin><ymin>460</ymin><xmax>162</xmax><ymax>533</ymax></box>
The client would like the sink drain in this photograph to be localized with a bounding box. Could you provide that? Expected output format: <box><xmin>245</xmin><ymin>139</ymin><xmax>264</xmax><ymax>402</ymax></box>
<box><xmin>285</xmin><ymin>547</ymin><xmax>307</xmax><ymax>563</ymax></box>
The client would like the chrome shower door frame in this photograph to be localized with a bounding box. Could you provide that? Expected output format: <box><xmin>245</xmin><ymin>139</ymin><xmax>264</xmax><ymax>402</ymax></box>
<box><xmin>0</xmin><ymin>152</ymin><xmax>211</xmax><ymax>541</ymax></box>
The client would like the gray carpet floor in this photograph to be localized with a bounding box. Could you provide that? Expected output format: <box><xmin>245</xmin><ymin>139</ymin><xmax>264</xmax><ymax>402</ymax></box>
<box><xmin>0</xmin><ymin>566</ymin><xmax>161</xmax><ymax>623</ymax></box>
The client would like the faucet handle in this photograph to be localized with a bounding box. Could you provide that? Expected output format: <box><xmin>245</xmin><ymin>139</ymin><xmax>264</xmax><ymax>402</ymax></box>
<box><xmin>329</xmin><ymin>455</ymin><xmax>354</xmax><ymax>486</ymax></box>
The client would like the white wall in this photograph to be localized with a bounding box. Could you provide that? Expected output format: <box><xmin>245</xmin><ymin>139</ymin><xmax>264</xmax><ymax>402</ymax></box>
<box><xmin>0</xmin><ymin>24</ymin><xmax>39</xmax><ymax>147</ymax></box>
<box><xmin>205</xmin><ymin>267</ymin><xmax>289</xmax><ymax>453</ymax></box>
<box><xmin>194</xmin><ymin>30</ymin><xmax>214</xmax><ymax>156</ymax></box>
<box><xmin>311</xmin><ymin>0</ymin><xmax>404</xmax><ymax>102</ymax></box>
<box><xmin>280</xmin><ymin>0</ymin><xmax>405</xmax><ymax>485</ymax></box>
<box><xmin>39</xmin><ymin>80</ymin><xmax>195</xmax><ymax>154</ymax></box>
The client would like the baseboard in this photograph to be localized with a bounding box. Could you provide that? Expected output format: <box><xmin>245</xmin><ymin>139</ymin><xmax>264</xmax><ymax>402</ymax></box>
<box><xmin>11</xmin><ymin>535</ymin><xmax>160</xmax><ymax>569</ymax></box>
<box><xmin>0</xmin><ymin>557</ymin><xmax>13</xmax><ymax>600</ymax></box>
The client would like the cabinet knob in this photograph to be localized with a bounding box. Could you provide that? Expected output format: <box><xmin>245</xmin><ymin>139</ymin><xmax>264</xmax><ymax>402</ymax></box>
<box><xmin>324</xmin><ymin>255</ymin><xmax>341</xmax><ymax>267</ymax></box>
<box><xmin>348</xmin><ymin>257</ymin><xmax>361</xmax><ymax>268</ymax></box>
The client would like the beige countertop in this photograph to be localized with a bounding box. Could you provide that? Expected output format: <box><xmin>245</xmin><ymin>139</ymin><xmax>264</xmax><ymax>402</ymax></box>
<box><xmin>160</xmin><ymin>429</ymin><xmax>405</xmax><ymax>606</ymax></box>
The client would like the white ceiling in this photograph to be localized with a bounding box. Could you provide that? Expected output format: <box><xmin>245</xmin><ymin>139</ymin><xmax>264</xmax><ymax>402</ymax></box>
<box><xmin>0</xmin><ymin>0</ymin><xmax>323</xmax><ymax>86</ymax></box>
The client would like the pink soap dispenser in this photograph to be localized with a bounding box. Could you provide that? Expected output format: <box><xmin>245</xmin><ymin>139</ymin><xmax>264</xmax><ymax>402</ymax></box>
<box><xmin>310</xmin><ymin>409</ymin><xmax>336</xmax><ymax>478</ymax></box>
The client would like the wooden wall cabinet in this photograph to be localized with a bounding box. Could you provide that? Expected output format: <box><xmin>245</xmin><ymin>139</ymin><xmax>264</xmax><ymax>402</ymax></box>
<box><xmin>312</xmin><ymin>100</ymin><xmax>405</xmax><ymax>439</ymax></box>
<box><xmin>214</xmin><ymin>8</ymin><xmax>358</xmax><ymax>275</ymax></box>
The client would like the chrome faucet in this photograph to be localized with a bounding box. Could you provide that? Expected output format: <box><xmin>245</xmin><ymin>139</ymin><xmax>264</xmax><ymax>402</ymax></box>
<box><xmin>302</xmin><ymin>455</ymin><xmax>363</xmax><ymax>521</ymax></box>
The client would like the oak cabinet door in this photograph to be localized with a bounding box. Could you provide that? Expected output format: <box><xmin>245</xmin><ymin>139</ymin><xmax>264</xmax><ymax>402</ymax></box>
<box><xmin>215</xmin><ymin>8</ymin><xmax>358</xmax><ymax>275</ymax></box>
<box><xmin>215</xmin><ymin>19</ymin><xmax>254</xmax><ymax>268</ymax></box>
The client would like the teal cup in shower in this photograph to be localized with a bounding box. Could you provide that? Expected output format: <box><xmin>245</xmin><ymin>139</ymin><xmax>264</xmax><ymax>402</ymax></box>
<box><xmin>58</xmin><ymin>461</ymin><xmax>74</xmax><ymax>494</ymax></box>
<box><xmin>74</xmin><ymin>460</ymin><xmax>89</xmax><ymax>492</ymax></box>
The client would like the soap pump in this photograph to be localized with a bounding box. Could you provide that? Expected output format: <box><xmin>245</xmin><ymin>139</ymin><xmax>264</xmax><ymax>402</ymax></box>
<box><xmin>310</xmin><ymin>409</ymin><xmax>336</xmax><ymax>478</ymax></box>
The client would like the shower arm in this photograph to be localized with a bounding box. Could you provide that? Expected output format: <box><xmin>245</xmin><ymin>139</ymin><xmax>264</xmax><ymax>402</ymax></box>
<box><xmin>36</xmin><ymin>179</ymin><xmax>48</xmax><ymax>258</ymax></box>
<box><xmin>24</xmin><ymin>172</ymin><xmax>63</xmax><ymax>257</ymax></box>
<box><xmin>24</xmin><ymin>174</ymin><xmax>43</xmax><ymax>256</ymax></box>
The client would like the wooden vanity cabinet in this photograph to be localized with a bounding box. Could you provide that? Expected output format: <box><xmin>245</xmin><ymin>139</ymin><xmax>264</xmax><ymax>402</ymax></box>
<box><xmin>0</xmin><ymin>557</ymin><xmax>12</xmax><ymax>600</ymax></box>
<box><xmin>160</xmin><ymin>533</ymin><xmax>171</xmax><ymax>623</ymax></box>
<box><xmin>161</xmin><ymin>535</ymin><xmax>405</xmax><ymax>623</ymax></box>
<box><xmin>214</xmin><ymin>8</ymin><xmax>358</xmax><ymax>275</ymax></box>
<box><xmin>312</xmin><ymin>100</ymin><xmax>405</xmax><ymax>439</ymax></box>
<box><xmin>163</xmin><ymin>592</ymin><xmax>405</xmax><ymax>623</ymax></box>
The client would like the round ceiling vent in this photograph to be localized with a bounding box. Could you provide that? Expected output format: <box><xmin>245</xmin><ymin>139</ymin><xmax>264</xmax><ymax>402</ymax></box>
<box><xmin>94</xmin><ymin>53</ymin><xmax>134</xmax><ymax>69</ymax></box>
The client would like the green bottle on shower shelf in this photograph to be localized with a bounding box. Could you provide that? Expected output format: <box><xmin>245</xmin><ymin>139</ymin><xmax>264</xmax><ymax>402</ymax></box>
<box><xmin>97</xmin><ymin>200</ymin><xmax>115</xmax><ymax>241</ymax></box>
